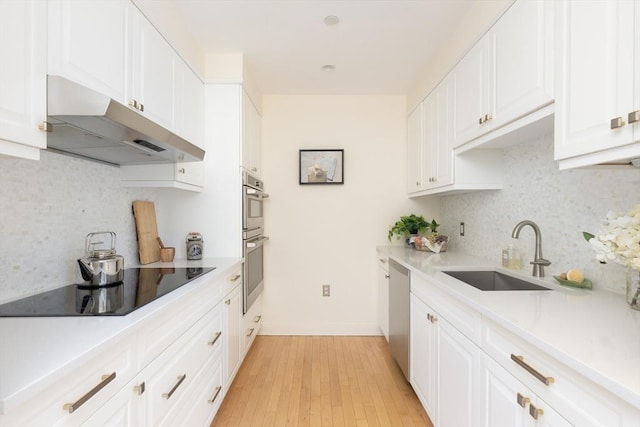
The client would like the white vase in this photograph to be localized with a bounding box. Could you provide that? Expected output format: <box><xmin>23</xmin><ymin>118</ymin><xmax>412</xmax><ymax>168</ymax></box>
<box><xmin>626</xmin><ymin>269</ymin><xmax>640</xmax><ymax>310</ymax></box>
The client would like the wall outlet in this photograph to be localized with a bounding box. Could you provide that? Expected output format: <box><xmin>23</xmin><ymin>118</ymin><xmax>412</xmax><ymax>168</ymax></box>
<box><xmin>460</xmin><ymin>222</ymin><xmax>465</xmax><ymax>236</ymax></box>
<box><xmin>322</xmin><ymin>284</ymin><xmax>330</xmax><ymax>297</ymax></box>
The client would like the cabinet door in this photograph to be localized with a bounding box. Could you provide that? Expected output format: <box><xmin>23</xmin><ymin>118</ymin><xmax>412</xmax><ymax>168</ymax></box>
<box><xmin>409</xmin><ymin>294</ymin><xmax>438</xmax><ymax>420</ymax></box>
<box><xmin>47</xmin><ymin>0</ymin><xmax>130</xmax><ymax>104</ymax></box>
<box><xmin>422</xmin><ymin>91</ymin><xmax>438</xmax><ymax>189</ymax></box>
<box><xmin>80</xmin><ymin>378</ymin><xmax>140</xmax><ymax>427</ymax></box>
<box><xmin>481</xmin><ymin>354</ymin><xmax>531</xmax><ymax>427</ymax></box>
<box><xmin>554</xmin><ymin>0</ymin><xmax>636</xmax><ymax>160</ymax></box>
<box><xmin>452</xmin><ymin>37</ymin><xmax>493</xmax><ymax>147</ymax></box>
<box><xmin>130</xmin><ymin>9</ymin><xmax>175</xmax><ymax>130</ymax></box>
<box><xmin>377</xmin><ymin>260</ymin><xmax>389</xmax><ymax>341</ymax></box>
<box><xmin>174</xmin><ymin>60</ymin><xmax>204</xmax><ymax>149</ymax></box>
<box><xmin>434</xmin><ymin>76</ymin><xmax>453</xmax><ymax>188</ymax></box>
<box><xmin>493</xmin><ymin>0</ymin><xmax>553</xmax><ymax>132</ymax></box>
<box><xmin>0</xmin><ymin>0</ymin><xmax>47</xmax><ymax>159</ymax></box>
<box><xmin>407</xmin><ymin>104</ymin><xmax>424</xmax><ymax>193</ymax></box>
<box><xmin>223</xmin><ymin>285</ymin><xmax>242</xmax><ymax>388</ymax></box>
<box><xmin>242</xmin><ymin>90</ymin><xmax>261</xmax><ymax>176</ymax></box>
<box><xmin>437</xmin><ymin>317</ymin><xmax>482</xmax><ymax>427</ymax></box>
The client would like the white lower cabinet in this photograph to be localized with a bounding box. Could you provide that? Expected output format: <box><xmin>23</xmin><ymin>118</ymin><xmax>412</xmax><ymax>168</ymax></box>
<box><xmin>80</xmin><ymin>378</ymin><xmax>140</xmax><ymax>427</ymax></box>
<box><xmin>242</xmin><ymin>293</ymin><xmax>263</xmax><ymax>354</ymax></box>
<box><xmin>410</xmin><ymin>292</ymin><xmax>481</xmax><ymax>427</ymax></box>
<box><xmin>223</xmin><ymin>279</ymin><xmax>242</xmax><ymax>388</ymax></box>
<box><xmin>377</xmin><ymin>253</ymin><xmax>389</xmax><ymax>341</ymax></box>
<box><xmin>481</xmin><ymin>354</ymin><xmax>571</xmax><ymax>427</ymax></box>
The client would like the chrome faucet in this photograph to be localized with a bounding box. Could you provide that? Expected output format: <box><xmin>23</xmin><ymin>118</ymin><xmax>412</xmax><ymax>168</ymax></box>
<box><xmin>511</xmin><ymin>220</ymin><xmax>551</xmax><ymax>277</ymax></box>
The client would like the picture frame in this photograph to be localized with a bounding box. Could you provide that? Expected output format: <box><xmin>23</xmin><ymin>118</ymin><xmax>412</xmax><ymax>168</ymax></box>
<box><xmin>299</xmin><ymin>149</ymin><xmax>344</xmax><ymax>185</ymax></box>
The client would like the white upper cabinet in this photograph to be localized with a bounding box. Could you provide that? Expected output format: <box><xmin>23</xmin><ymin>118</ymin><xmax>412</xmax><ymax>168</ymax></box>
<box><xmin>424</xmin><ymin>76</ymin><xmax>454</xmax><ymax>190</ymax></box>
<box><xmin>452</xmin><ymin>0</ymin><xmax>554</xmax><ymax>149</ymax></box>
<box><xmin>129</xmin><ymin>8</ymin><xmax>175</xmax><ymax>130</ymax></box>
<box><xmin>175</xmin><ymin>59</ymin><xmax>205</xmax><ymax>150</ymax></box>
<box><xmin>554</xmin><ymin>0</ymin><xmax>640</xmax><ymax>168</ymax></box>
<box><xmin>241</xmin><ymin>90</ymin><xmax>262</xmax><ymax>177</ymax></box>
<box><xmin>0</xmin><ymin>0</ymin><xmax>47</xmax><ymax>160</ymax></box>
<box><xmin>407</xmin><ymin>103</ymin><xmax>424</xmax><ymax>193</ymax></box>
<box><xmin>47</xmin><ymin>0</ymin><xmax>130</xmax><ymax>104</ymax></box>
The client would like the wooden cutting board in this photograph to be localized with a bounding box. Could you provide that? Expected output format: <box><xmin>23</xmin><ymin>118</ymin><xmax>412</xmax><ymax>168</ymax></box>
<box><xmin>132</xmin><ymin>200</ymin><xmax>160</xmax><ymax>264</ymax></box>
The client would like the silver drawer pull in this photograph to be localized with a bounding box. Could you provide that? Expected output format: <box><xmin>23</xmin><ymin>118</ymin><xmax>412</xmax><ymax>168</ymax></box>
<box><xmin>230</xmin><ymin>274</ymin><xmax>241</xmax><ymax>283</ymax></box>
<box><xmin>208</xmin><ymin>331</ymin><xmax>222</xmax><ymax>347</ymax></box>
<box><xmin>529</xmin><ymin>403</ymin><xmax>543</xmax><ymax>420</ymax></box>
<box><xmin>629</xmin><ymin>110</ymin><xmax>640</xmax><ymax>124</ymax></box>
<box><xmin>208</xmin><ymin>386</ymin><xmax>222</xmax><ymax>404</ymax></box>
<box><xmin>611</xmin><ymin>116</ymin><xmax>626</xmax><ymax>129</ymax></box>
<box><xmin>516</xmin><ymin>392</ymin><xmax>530</xmax><ymax>408</ymax></box>
<box><xmin>511</xmin><ymin>354</ymin><xmax>554</xmax><ymax>385</ymax></box>
<box><xmin>253</xmin><ymin>315</ymin><xmax>262</xmax><ymax>323</ymax></box>
<box><xmin>63</xmin><ymin>372</ymin><xmax>116</xmax><ymax>413</ymax></box>
<box><xmin>162</xmin><ymin>374</ymin><xmax>186</xmax><ymax>399</ymax></box>
<box><xmin>246</xmin><ymin>328</ymin><xmax>255</xmax><ymax>337</ymax></box>
<box><xmin>133</xmin><ymin>382</ymin><xmax>146</xmax><ymax>396</ymax></box>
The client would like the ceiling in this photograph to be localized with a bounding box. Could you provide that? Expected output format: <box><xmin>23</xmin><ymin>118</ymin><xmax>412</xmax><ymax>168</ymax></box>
<box><xmin>157</xmin><ymin>0</ymin><xmax>480</xmax><ymax>95</ymax></box>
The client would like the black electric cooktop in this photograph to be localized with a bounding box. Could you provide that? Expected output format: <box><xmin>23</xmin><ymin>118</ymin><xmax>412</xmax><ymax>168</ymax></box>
<box><xmin>0</xmin><ymin>267</ymin><xmax>215</xmax><ymax>317</ymax></box>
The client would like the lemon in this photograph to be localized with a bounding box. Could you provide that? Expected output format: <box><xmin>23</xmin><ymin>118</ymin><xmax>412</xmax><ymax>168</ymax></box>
<box><xmin>566</xmin><ymin>269</ymin><xmax>584</xmax><ymax>283</ymax></box>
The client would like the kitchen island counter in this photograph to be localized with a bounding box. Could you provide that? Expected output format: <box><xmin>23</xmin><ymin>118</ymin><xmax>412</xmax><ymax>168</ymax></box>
<box><xmin>378</xmin><ymin>246</ymin><xmax>640</xmax><ymax>412</ymax></box>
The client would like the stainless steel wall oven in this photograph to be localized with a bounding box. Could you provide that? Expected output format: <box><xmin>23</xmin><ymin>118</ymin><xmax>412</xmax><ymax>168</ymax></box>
<box><xmin>242</xmin><ymin>172</ymin><xmax>269</xmax><ymax>314</ymax></box>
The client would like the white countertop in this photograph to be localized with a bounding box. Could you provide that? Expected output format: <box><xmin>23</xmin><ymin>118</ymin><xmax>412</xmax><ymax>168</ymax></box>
<box><xmin>0</xmin><ymin>257</ymin><xmax>241</xmax><ymax>415</ymax></box>
<box><xmin>378</xmin><ymin>246</ymin><xmax>640</xmax><ymax>410</ymax></box>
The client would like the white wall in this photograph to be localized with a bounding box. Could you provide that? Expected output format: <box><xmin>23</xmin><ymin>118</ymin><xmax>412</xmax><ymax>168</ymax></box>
<box><xmin>0</xmin><ymin>151</ymin><xmax>160</xmax><ymax>303</ymax></box>
<box><xmin>260</xmin><ymin>95</ymin><xmax>439</xmax><ymax>335</ymax></box>
<box><xmin>440</xmin><ymin>133</ymin><xmax>640</xmax><ymax>294</ymax></box>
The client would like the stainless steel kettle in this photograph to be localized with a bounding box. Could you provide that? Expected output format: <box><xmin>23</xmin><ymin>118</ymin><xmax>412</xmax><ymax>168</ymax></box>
<box><xmin>77</xmin><ymin>232</ymin><xmax>124</xmax><ymax>286</ymax></box>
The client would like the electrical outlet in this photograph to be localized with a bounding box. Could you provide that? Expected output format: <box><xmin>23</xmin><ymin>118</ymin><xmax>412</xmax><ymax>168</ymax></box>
<box><xmin>322</xmin><ymin>285</ymin><xmax>330</xmax><ymax>297</ymax></box>
<box><xmin>460</xmin><ymin>222</ymin><xmax>465</xmax><ymax>236</ymax></box>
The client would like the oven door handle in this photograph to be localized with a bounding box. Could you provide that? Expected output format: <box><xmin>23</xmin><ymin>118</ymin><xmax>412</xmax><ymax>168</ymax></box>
<box><xmin>246</xmin><ymin>189</ymin><xmax>270</xmax><ymax>198</ymax></box>
<box><xmin>246</xmin><ymin>236</ymin><xmax>270</xmax><ymax>248</ymax></box>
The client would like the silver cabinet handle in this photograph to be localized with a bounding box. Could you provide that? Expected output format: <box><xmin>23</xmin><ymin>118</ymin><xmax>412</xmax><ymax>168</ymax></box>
<box><xmin>208</xmin><ymin>386</ymin><xmax>222</xmax><ymax>404</ymax></box>
<box><xmin>230</xmin><ymin>274</ymin><xmax>241</xmax><ymax>283</ymax></box>
<box><xmin>63</xmin><ymin>372</ymin><xmax>116</xmax><ymax>413</ymax></box>
<box><xmin>133</xmin><ymin>382</ymin><xmax>146</xmax><ymax>396</ymax></box>
<box><xmin>253</xmin><ymin>315</ymin><xmax>262</xmax><ymax>323</ymax></box>
<box><xmin>208</xmin><ymin>331</ymin><xmax>222</xmax><ymax>347</ymax></box>
<box><xmin>629</xmin><ymin>110</ymin><xmax>640</xmax><ymax>124</ymax></box>
<box><xmin>611</xmin><ymin>116</ymin><xmax>626</xmax><ymax>129</ymax></box>
<box><xmin>38</xmin><ymin>121</ymin><xmax>52</xmax><ymax>133</ymax></box>
<box><xmin>511</xmin><ymin>354</ymin><xmax>554</xmax><ymax>385</ymax></box>
<box><xmin>178</xmin><ymin>168</ymin><xmax>186</xmax><ymax>174</ymax></box>
<box><xmin>516</xmin><ymin>393</ymin><xmax>530</xmax><ymax>408</ymax></box>
<box><xmin>385</xmin><ymin>274</ymin><xmax>390</xmax><ymax>279</ymax></box>
<box><xmin>479</xmin><ymin>116</ymin><xmax>485</xmax><ymax>124</ymax></box>
<box><xmin>426</xmin><ymin>313</ymin><xmax>438</xmax><ymax>324</ymax></box>
<box><xmin>379</xmin><ymin>258</ymin><xmax>387</xmax><ymax>264</ymax></box>
<box><xmin>225</xmin><ymin>299</ymin><xmax>231</xmax><ymax>305</ymax></box>
<box><xmin>246</xmin><ymin>328</ymin><xmax>255</xmax><ymax>337</ymax></box>
<box><xmin>162</xmin><ymin>374</ymin><xmax>186</xmax><ymax>399</ymax></box>
<box><xmin>529</xmin><ymin>403</ymin><xmax>543</xmax><ymax>420</ymax></box>
<box><xmin>251</xmin><ymin>167</ymin><xmax>258</xmax><ymax>172</ymax></box>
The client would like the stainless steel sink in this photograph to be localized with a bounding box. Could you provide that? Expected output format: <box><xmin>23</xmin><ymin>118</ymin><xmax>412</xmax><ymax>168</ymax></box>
<box><xmin>443</xmin><ymin>270</ymin><xmax>551</xmax><ymax>291</ymax></box>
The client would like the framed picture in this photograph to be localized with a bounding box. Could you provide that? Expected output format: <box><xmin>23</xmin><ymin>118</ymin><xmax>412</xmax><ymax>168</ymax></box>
<box><xmin>299</xmin><ymin>149</ymin><xmax>344</xmax><ymax>185</ymax></box>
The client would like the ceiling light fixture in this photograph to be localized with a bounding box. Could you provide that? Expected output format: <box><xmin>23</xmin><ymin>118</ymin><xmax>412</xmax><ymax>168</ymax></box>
<box><xmin>321</xmin><ymin>65</ymin><xmax>336</xmax><ymax>72</ymax></box>
<box><xmin>323</xmin><ymin>15</ymin><xmax>340</xmax><ymax>26</ymax></box>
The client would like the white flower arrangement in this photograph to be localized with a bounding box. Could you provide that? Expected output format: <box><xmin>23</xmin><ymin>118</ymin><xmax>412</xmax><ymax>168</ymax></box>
<box><xmin>584</xmin><ymin>204</ymin><xmax>640</xmax><ymax>271</ymax></box>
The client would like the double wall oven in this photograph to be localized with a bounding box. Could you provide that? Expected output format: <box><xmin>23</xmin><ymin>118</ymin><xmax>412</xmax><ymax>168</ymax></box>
<box><xmin>242</xmin><ymin>172</ymin><xmax>269</xmax><ymax>314</ymax></box>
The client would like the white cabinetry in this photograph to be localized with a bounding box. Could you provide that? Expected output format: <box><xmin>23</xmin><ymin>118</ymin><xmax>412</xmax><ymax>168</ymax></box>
<box><xmin>407</xmin><ymin>103</ymin><xmax>423</xmax><ymax>193</ymax></box>
<box><xmin>242</xmin><ymin>293</ymin><xmax>263</xmax><ymax>353</ymax></box>
<box><xmin>223</xmin><ymin>271</ymin><xmax>243</xmax><ymax>388</ymax></box>
<box><xmin>0</xmin><ymin>0</ymin><xmax>47</xmax><ymax>160</ymax></box>
<box><xmin>554</xmin><ymin>0</ymin><xmax>640</xmax><ymax>168</ymax></box>
<box><xmin>410</xmin><ymin>275</ymin><xmax>482</xmax><ymax>426</ymax></box>
<box><xmin>242</xmin><ymin>89</ymin><xmax>262</xmax><ymax>177</ymax></box>
<box><xmin>452</xmin><ymin>0</ymin><xmax>554</xmax><ymax>149</ymax></box>
<box><xmin>422</xmin><ymin>76</ymin><xmax>453</xmax><ymax>190</ymax></box>
<box><xmin>377</xmin><ymin>253</ymin><xmax>389</xmax><ymax>341</ymax></box>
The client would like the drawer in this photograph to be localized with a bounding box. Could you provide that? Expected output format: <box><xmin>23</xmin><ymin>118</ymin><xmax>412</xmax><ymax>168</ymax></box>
<box><xmin>222</xmin><ymin>268</ymin><xmax>242</xmax><ymax>297</ymax></box>
<box><xmin>140</xmin><ymin>304</ymin><xmax>222</xmax><ymax>427</ymax></box>
<box><xmin>0</xmin><ymin>333</ymin><xmax>137</xmax><ymax>427</ymax></box>
<box><xmin>243</xmin><ymin>293</ymin><xmax>262</xmax><ymax>350</ymax></box>
<box><xmin>482</xmin><ymin>319</ymin><xmax>639</xmax><ymax>426</ymax></box>
<box><xmin>170</xmin><ymin>348</ymin><xmax>224</xmax><ymax>427</ymax></box>
<box><xmin>377</xmin><ymin>253</ymin><xmax>389</xmax><ymax>273</ymax></box>
<box><xmin>137</xmin><ymin>273</ymin><xmax>222</xmax><ymax>368</ymax></box>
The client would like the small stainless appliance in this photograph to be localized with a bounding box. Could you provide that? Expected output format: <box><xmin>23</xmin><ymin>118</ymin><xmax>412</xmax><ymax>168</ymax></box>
<box><xmin>77</xmin><ymin>232</ymin><xmax>124</xmax><ymax>286</ymax></box>
<box><xmin>242</xmin><ymin>171</ymin><xmax>269</xmax><ymax>314</ymax></box>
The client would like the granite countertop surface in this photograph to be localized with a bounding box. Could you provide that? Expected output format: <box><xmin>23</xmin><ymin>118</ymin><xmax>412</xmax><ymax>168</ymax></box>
<box><xmin>377</xmin><ymin>246</ymin><xmax>640</xmax><ymax>410</ymax></box>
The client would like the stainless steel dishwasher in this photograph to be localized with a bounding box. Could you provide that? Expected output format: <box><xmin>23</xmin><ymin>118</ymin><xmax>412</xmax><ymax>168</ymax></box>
<box><xmin>388</xmin><ymin>258</ymin><xmax>410</xmax><ymax>380</ymax></box>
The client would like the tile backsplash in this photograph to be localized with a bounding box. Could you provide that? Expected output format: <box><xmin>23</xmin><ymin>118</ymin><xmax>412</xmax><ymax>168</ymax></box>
<box><xmin>0</xmin><ymin>151</ymin><xmax>159</xmax><ymax>303</ymax></box>
<box><xmin>440</xmin><ymin>133</ymin><xmax>640</xmax><ymax>294</ymax></box>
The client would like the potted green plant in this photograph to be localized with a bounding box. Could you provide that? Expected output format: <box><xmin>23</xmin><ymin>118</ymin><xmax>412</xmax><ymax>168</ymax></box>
<box><xmin>388</xmin><ymin>215</ymin><xmax>438</xmax><ymax>243</ymax></box>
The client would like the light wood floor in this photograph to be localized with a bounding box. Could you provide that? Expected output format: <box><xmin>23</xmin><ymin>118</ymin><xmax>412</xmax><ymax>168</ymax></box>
<box><xmin>211</xmin><ymin>336</ymin><xmax>433</xmax><ymax>427</ymax></box>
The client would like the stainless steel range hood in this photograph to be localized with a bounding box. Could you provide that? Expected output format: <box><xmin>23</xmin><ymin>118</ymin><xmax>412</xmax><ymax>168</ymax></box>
<box><xmin>46</xmin><ymin>76</ymin><xmax>205</xmax><ymax>166</ymax></box>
